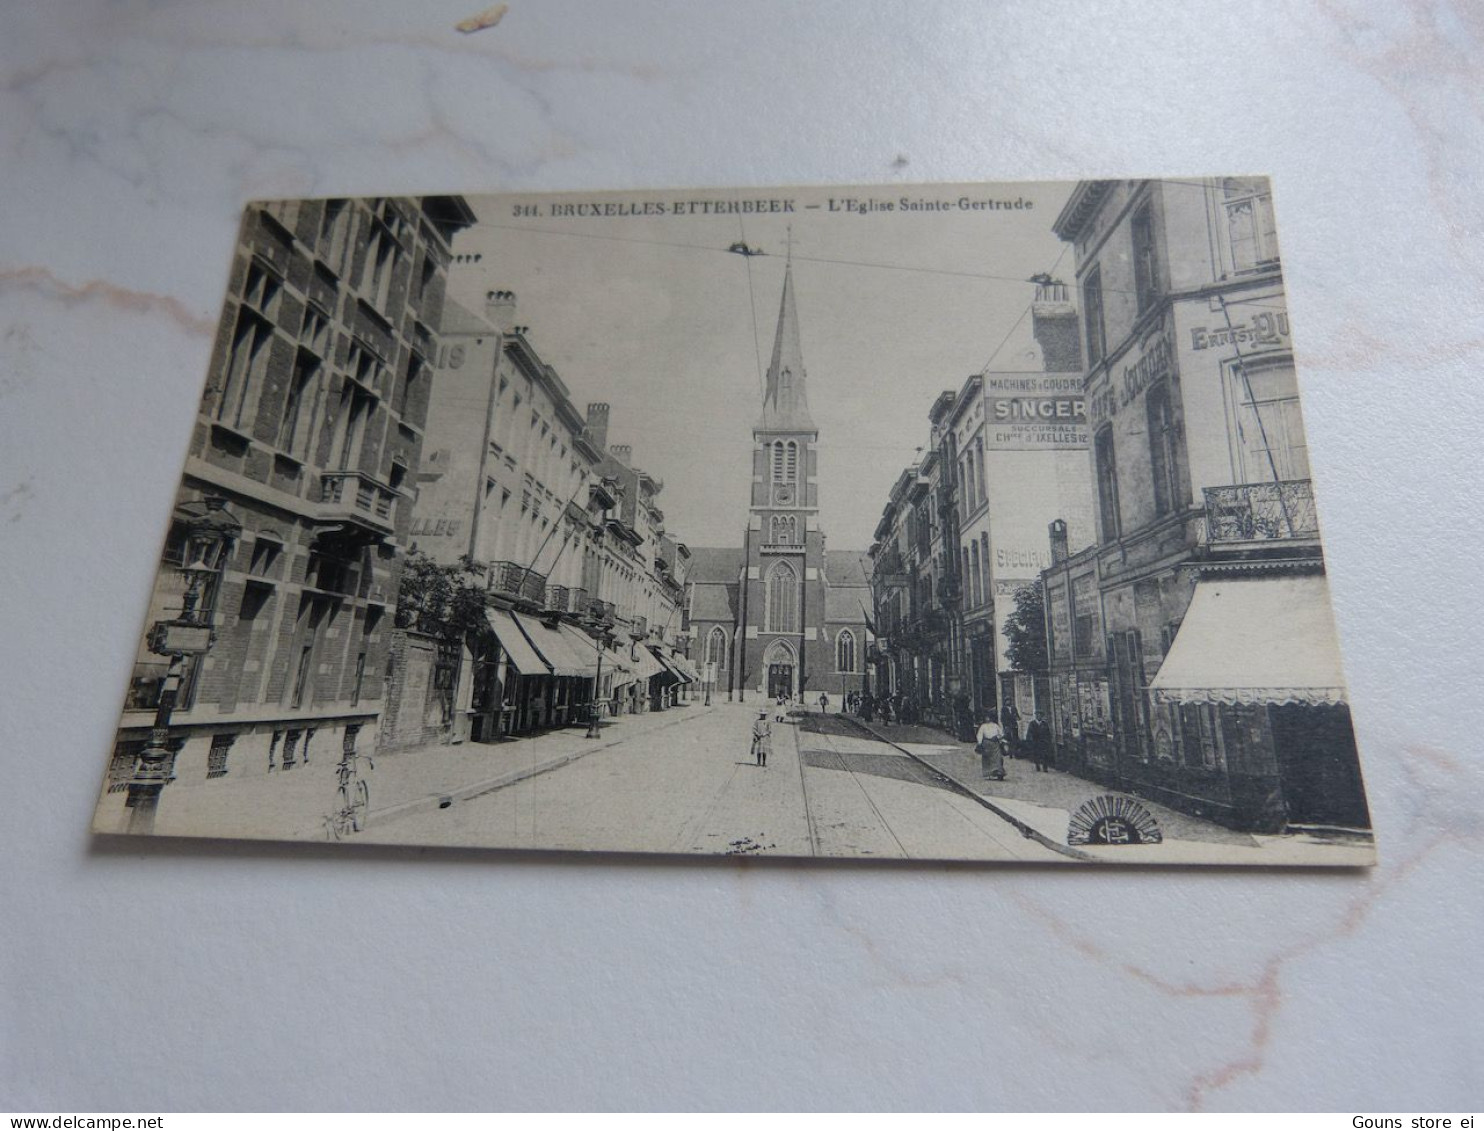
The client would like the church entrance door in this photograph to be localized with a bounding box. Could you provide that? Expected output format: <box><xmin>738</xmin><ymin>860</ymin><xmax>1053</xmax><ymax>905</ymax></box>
<box><xmin>768</xmin><ymin>663</ymin><xmax>794</xmax><ymax>700</ymax></box>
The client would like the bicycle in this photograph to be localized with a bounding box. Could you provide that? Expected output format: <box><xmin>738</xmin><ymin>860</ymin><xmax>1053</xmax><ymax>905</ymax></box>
<box><xmin>323</xmin><ymin>744</ymin><xmax>374</xmax><ymax>841</ymax></box>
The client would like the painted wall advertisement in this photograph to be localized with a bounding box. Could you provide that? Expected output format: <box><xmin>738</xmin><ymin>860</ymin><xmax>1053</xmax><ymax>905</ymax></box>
<box><xmin>984</xmin><ymin>374</ymin><xmax>1089</xmax><ymax>450</ymax></box>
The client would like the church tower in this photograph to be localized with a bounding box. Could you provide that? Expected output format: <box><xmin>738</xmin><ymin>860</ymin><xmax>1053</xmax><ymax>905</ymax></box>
<box><xmin>739</xmin><ymin>256</ymin><xmax>831</xmax><ymax>700</ymax></box>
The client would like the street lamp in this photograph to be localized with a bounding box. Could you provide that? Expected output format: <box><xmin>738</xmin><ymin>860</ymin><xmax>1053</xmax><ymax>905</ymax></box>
<box><xmin>586</xmin><ymin>624</ymin><xmax>612</xmax><ymax>739</ymax></box>
<box><xmin>126</xmin><ymin>496</ymin><xmax>241</xmax><ymax>834</ymax></box>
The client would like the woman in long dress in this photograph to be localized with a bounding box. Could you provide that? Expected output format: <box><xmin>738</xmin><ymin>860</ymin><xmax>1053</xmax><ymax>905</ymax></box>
<box><xmin>975</xmin><ymin>713</ymin><xmax>1007</xmax><ymax>781</ymax></box>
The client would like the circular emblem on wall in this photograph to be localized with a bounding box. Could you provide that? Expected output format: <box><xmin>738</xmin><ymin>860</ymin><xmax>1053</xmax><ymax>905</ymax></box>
<box><xmin>1067</xmin><ymin>795</ymin><xmax>1163</xmax><ymax>846</ymax></box>
<box><xmin>774</xmin><ymin>484</ymin><xmax>795</xmax><ymax>505</ymax></box>
<box><xmin>449</xmin><ymin>345</ymin><xmax>466</xmax><ymax>369</ymax></box>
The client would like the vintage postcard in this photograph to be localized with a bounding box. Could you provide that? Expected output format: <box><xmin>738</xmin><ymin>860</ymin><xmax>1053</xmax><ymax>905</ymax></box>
<box><xmin>92</xmin><ymin>179</ymin><xmax>1375</xmax><ymax>865</ymax></box>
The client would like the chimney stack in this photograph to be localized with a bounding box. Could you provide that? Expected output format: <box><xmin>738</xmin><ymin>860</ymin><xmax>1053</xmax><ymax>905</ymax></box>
<box><xmin>609</xmin><ymin>444</ymin><xmax>632</xmax><ymax>466</ymax></box>
<box><xmin>485</xmin><ymin>290</ymin><xmax>517</xmax><ymax>334</ymax></box>
<box><xmin>586</xmin><ymin>403</ymin><xmax>611</xmax><ymax>453</ymax></box>
<box><xmin>1031</xmin><ymin>280</ymin><xmax>1083</xmax><ymax>373</ymax></box>
<box><xmin>1049</xmin><ymin>518</ymin><xmax>1069</xmax><ymax>564</ymax></box>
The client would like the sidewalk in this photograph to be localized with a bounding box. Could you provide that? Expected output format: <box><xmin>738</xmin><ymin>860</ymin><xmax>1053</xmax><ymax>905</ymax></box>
<box><xmin>800</xmin><ymin>712</ymin><xmax>1374</xmax><ymax>865</ymax></box>
<box><xmin>350</xmin><ymin>704</ymin><xmax>717</xmax><ymax>836</ymax></box>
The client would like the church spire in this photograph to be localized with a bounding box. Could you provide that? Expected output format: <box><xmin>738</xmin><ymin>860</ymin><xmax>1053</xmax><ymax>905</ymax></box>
<box><xmin>760</xmin><ymin>246</ymin><xmax>816</xmax><ymax>432</ymax></box>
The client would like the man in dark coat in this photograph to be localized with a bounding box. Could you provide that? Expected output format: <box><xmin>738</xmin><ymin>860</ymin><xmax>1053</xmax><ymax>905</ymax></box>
<box><xmin>1026</xmin><ymin>713</ymin><xmax>1053</xmax><ymax>773</ymax></box>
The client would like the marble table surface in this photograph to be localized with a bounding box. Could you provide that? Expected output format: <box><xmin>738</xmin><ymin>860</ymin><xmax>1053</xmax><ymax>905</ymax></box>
<box><xmin>3</xmin><ymin>0</ymin><xmax>1481</xmax><ymax>1112</ymax></box>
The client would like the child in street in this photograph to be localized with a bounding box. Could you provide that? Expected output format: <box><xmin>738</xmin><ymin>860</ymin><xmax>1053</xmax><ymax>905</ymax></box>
<box><xmin>752</xmin><ymin>710</ymin><xmax>771</xmax><ymax>768</ymax></box>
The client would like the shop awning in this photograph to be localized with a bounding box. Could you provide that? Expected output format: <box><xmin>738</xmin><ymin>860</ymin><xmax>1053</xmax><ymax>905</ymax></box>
<box><xmin>628</xmin><ymin>643</ymin><xmax>667</xmax><ymax>681</ymax></box>
<box><xmin>648</xmin><ymin>645</ymin><xmax>687</xmax><ymax>684</ymax></box>
<box><xmin>1149</xmin><ymin>574</ymin><xmax>1349</xmax><ymax>707</ymax></box>
<box><xmin>665</xmin><ymin>650</ymin><xmax>698</xmax><ymax>683</ymax></box>
<box><xmin>604</xmin><ymin>645</ymin><xmax>635</xmax><ymax>682</ymax></box>
<box><xmin>557</xmin><ymin>622</ymin><xmax>609</xmax><ymax>678</ymax></box>
<box><xmin>511</xmin><ymin>612</ymin><xmax>597</xmax><ymax>679</ymax></box>
<box><xmin>485</xmin><ymin>608</ymin><xmax>550</xmax><ymax>677</ymax></box>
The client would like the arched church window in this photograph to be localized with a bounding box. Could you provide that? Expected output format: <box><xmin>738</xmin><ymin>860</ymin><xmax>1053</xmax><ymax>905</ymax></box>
<box><xmin>836</xmin><ymin>629</ymin><xmax>856</xmax><ymax>673</ymax></box>
<box><xmin>771</xmin><ymin>441</ymin><xmax>786</xmax><ymax>484</ymax></box>
<box><xmin>780</xmin><ymin>367</ymin><xmax>793</xmax><ymax>393</ymax></box>
<box><xmin>785</xmin><ymin>440</ymin><xmax>798</xmax><ymax>483</ymax></box>
<box><xmin>771</xmin><ymin>514</ymin><xmax>796</xmax><ymax>544</ymax></box>
<box><xmin>707</xmin><ymin>626</ymin><xmax>728</xmax><ymax>671</ymax></box>
<box><xmin>765</xmin><ymin>561</ymin><xmax>799</xmax><ymax>634</ymax></box>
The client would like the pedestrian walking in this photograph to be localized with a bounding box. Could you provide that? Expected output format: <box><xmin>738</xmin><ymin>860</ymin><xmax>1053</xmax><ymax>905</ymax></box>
<box><xmin>752</xmin><ymin>710</ymin><xmax>771</xmax><ymax>768</ymax></box>
<box><xmin>1027</xmin><ymin>713</ymin><xmax>1052</xmax><ymax>773</ymax></box>
<box><xmin>818</xmin><ymin>692</ymin><xmax>829</xmax><ymax>715</ymax></box>
<box><xmin>775</xmin><ymin>695</ymin><xmax>786</xmax><ymax>723</ymax></box>
<box><xmin>976</xmin><ymin>712</ymin><xmax>1007</xmax><ymax>781</ymax></box>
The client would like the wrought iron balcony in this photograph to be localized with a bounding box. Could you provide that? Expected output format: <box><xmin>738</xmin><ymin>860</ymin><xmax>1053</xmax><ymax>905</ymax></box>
<box><xmin>546</xmin><ymin>586</ymin><xmax>591</xmax><ymax>616</ymax></box>
<box><xmin>1204</xmin><ymin>480</ymin><xmax>1318</xmax><ymax>545</ymax></box>
<box><xmin>318</xmin><ymin>471</ymin><xmax>398</xmax><ymax>535</ymax></box>
<box><xmin>488</xmin><ymin>561</ymin><xmax>548</xmax><ymax>606</ymax></box>
<box><xmin>585</xmin><ymin>598</ymin><xmax>616</xmax><ymax>625</ymax></box>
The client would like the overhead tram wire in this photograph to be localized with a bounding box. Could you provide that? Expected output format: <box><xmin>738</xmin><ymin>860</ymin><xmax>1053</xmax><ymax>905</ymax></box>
<box><xmin>736</xmin><ymin>213</ymin><xmax>768</xmax><ymax>401</ymax></box>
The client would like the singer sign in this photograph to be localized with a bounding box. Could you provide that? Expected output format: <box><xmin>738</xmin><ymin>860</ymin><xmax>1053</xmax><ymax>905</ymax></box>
<box><xmin>984</xmin><ymin>373</ymin><xmax>1089</xmax><ymax>450</ymax></box>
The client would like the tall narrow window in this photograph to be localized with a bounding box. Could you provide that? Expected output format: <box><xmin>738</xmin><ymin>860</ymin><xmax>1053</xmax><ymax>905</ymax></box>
<box><xmin>397</xmin><ymin>352</ymin><xmax>425</xmax><ymax>420</ymax></box>
<box><xmin>207</xmin><ymin>734</ymin><xmax>235</xmax><ymax>779</ymax></box>
<box><xmin>1131</xmin><ymin>204</ymin><xmax>1159</xmax><ymax>314</ymax></box>
<box><xmin>707</xmin><ymin>626</ymin><xmax>728</xmax><ymax>671</ymax></box>
<box><xmin>1223</xmin><ymin>178</ymin><xmax>1279</xmax><ymax>273</ymax></box>
<box><xmin>1146</xmin><ymin>381</ymin><xmax>1179</xmax><ymax>517</ymax></box>
<box><xmin>1083</xmin><ymin>265</ymin><xmax>1106</xmax><ymax>366</ymax></box>
<box><xmin>1095</xmin><ymin>426</ymin><xmax>1121</xmax><ymax>541</ymax></box>
<box><xmin>970</xmin><ymin>540</ymin><xmax>982</xmax><ymax>606</ymax></box>
<box><xmin>1231</xmin><ymin>359</ymin><xmax>1308</xmax><ymax>482</ymax></box>
<box><xmin>785</xmin><ymin>440</ymin><xmax>798</xmax><ymax>483</ymax></box>
<box><xmin>319</xmin><ymin>199</ymin><xmax>351</xmax><ymax>275</ymax></box>
<box><xmin>330</xmin><ymin>387</ymin><xmax>376</xmax><ymax>472</ymax></box>
<box><xmin>279</xmin><ymin>348</ymin><xmax>321</xmax><ymax>457</ymax></box>
<box><xmin>979</xmin><ymin>533</ymin><xmax>991</xmax><ymax>609</ymax></box>
<box><xmin>218</xmin><ymin>310</ymin><xmax>273</xmax><ymax>430</ymax></box>
<box><xmin>765</xmin><ymin>561</ymin><xmax>799</xmax><ymax>634</ymax></box>
<box><xmin>836</xmin><ymin>629</ymin><xmax>856</xmax><ymax>673</ymax></box>
<box><xmin>771</xmin><ymin>442</ymin><xmax>785</xmax><ymax>483</ymax></box>
<box><xmin>363</xmin><ymin>219</ymin><xmax>402</xmax><ymax>312</ymax></box>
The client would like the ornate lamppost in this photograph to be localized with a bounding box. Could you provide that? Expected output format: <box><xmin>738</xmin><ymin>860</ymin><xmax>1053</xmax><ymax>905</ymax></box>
<box><xmin>586</xmin><ymin>623</ymin><xmax>612</xmax><ymax>739</ymax></box>
<box><xmin>126</xmin><ymin>496</ymin><xmax>241</xmax><ymax>834</ymax></box>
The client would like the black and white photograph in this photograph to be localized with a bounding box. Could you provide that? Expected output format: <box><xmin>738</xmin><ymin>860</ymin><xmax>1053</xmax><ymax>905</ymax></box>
<box><xmin>92</xmin><ymin>178</ymin><xmax>1375</xmax><ymax>865</ymax></box>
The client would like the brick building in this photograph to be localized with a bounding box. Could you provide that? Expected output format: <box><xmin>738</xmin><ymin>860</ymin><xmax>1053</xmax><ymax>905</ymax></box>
<box><xmin>98</xmin><ymin>195</ymin><xmax>474</xmax><ymax>834</ymax></box>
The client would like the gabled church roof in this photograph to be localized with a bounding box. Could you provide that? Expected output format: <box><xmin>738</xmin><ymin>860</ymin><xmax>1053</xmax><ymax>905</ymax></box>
<box><xmin>686</xmin><ymin>546</ymin><xmax>745</xmax><ymax>582</ymax></box>
<box><xmin>759</xmin><ymin>260</ymin><xmax>817</xmax><ymax>433</ymax></box>
<box><xmin>826</xmin><ymin>550</ymin><xmax>873</xmax><ymax>587</ymax></box>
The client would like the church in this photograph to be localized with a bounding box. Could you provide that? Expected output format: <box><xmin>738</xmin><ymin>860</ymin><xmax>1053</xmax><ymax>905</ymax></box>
<box><xmin>686</xmin><ymin>257</ymin><xmax>874</xmax><ymax>703</ymax></box>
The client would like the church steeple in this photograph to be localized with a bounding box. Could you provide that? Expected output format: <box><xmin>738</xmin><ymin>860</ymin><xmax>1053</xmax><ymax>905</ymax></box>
<box><xmin>759</xmin><ymin>255</ymin><xmax>816</xmax><ymax>432</ymax></box>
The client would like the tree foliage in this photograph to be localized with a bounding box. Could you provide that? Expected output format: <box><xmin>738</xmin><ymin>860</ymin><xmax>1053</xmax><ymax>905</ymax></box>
<box><xmin>1002</xmin><ymin>579</ymin><xmax>1048</xmax><ymax>673</ymax></box>
<box><xmin>395</xmin><ymin>551</ymin><xmax>488</xmax><ymax>641</ymax></box>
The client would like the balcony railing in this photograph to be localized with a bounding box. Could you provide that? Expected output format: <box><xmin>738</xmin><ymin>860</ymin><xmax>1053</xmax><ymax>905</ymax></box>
<box><xmin>546</xmin><ymin>586</ymin><xmax>591</xmax><ymax>616</ymax></box>
<box><xmin>585</xmin><ymin>598</ymin><xmax>616</xmax><ymax>625</ymax></box>
<box><xmin>488</xmin><ymin>561</ymin><xmax>548</xmax><ymax>605</ymax></box>
<box><xmin>319</xmin><ymin>471</ymin><xmax>397</xmax><ymax>532</ymax></box>
<box><xmin>1204</xmin><ymin>479</ymin><xmax>1318</xmax><ymax>545</ymax></box>
<box><xmin>630</xmin><ymin>615</ymin><xmax>648</xmax><ymax>640</ymax></box>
